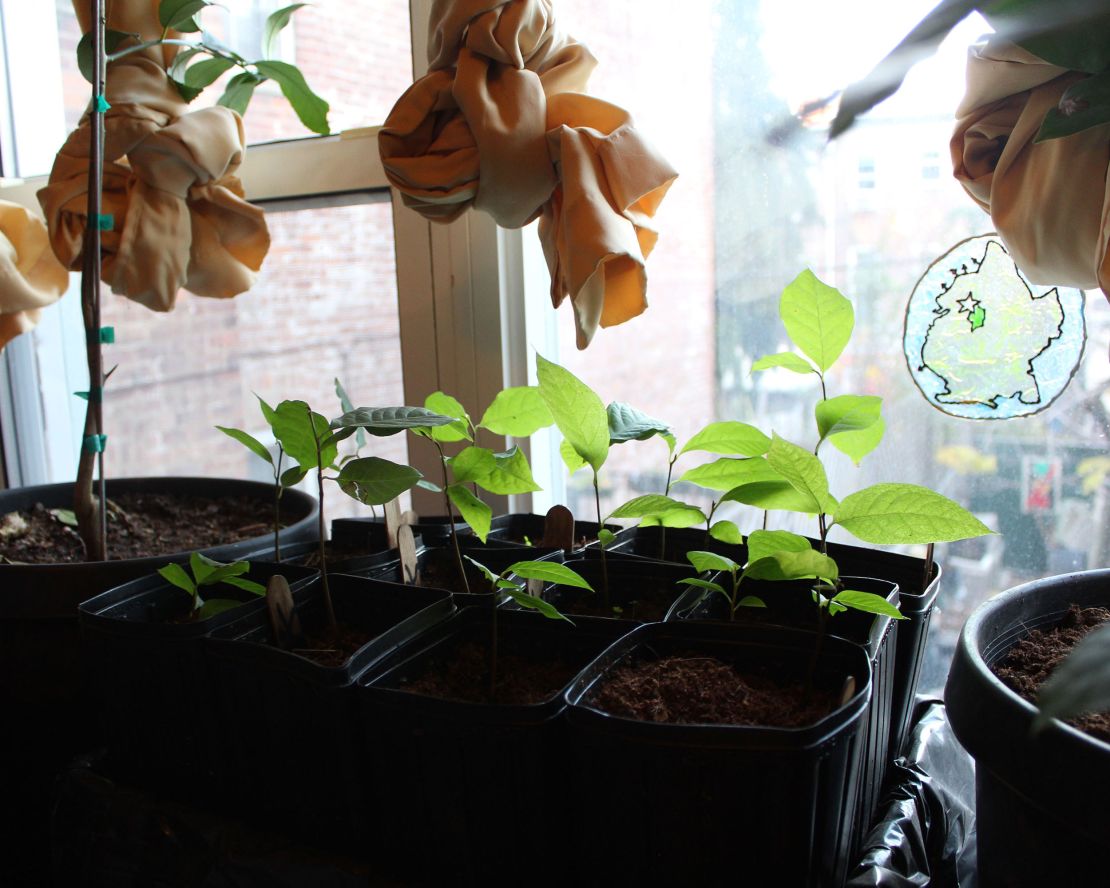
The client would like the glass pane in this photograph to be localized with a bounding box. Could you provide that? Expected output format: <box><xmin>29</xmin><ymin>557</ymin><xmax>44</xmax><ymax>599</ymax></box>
<box><xmin>53</xmin><ymin>0</ymin><xmax>413</xmax><ymax>143</ymax></box>
<box><xmin>543</xmin><ymin>0</ymin><xmax>1110</xmax><ymax>693</ymax></box>
<box><xmin>100</xmin><ymin>199</ymin><xmax>407</xmax><ymax>521</ymax></box>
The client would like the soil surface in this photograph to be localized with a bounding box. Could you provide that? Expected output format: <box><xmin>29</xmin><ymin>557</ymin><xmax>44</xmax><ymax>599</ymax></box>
<box><xmin>300</xmin><ymin>541</ymin><xmax>389</xmax><ymax>569</ymax></box>
<box><xmin>401</xmin><ymin>641</ymin><xmax>573</xmax><ymax>705</ymax></box>
<box><xmin>0</xmin><ymin>493</ymin><xmax>295</xmax><ymax>564</ymax></box>
<box><xmin>994</xmin><ymin>605</ymin><xmax>1110</xmax><ymax>743</ymax></box>
<box><xmin>291</xmin><ymin>624</ymin><xmax>372</xmax><ymax>669</ymax></box>
<box><xmin>589</xmin><ymin>654</ymin><xmax>836</xmax><ymax>727</ymax></box>
<box><xmin>555</xmin><ymin>586</ymin><xmax>678</xmax><ymax>622</ymax></box>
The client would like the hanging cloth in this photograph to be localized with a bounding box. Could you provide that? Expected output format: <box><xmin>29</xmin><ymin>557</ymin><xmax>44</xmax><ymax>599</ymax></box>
<box><xmin>0</xmin><ymin>201</ymin><xmax>70</xmax><ymax>350</ymax></box>
<box><xmin>951</xmin><ymin>39</ymin><xmax>1110</xmax><ymax>298</ymax></box>
<box><xmin>379</xmin><ymin>0</ymin><xmax>677</xmax><ymax>348</ymax></box>
<box><xmin>38</xmin><ymin>0</ymin><xmax>269</xmax><ymax>313</ymax></box>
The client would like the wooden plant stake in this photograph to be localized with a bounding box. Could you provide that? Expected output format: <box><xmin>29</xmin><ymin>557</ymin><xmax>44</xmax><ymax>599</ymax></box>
<box><xmin>266</xmin><ymin>574</ymin><xmax>304</xmax><ymax>651</ymax></box>
<box><xmin>539</xmin><ymin>504</ymin><xmax>575</xmax><ymax>552</ymax></box>
<box><xmin>384</xmin><ymin>498</ymin><xmax>403</xmax><ymax>549</ymax></box>
<box><xmin>397</xmin><ymin>523</ymin><xmax>419</xmax><ymax>585</ymax></box>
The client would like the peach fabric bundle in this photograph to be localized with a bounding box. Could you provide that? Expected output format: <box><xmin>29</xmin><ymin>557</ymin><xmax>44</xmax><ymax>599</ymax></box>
<box><xmin>380</xmin><ymin>0</ymin><xmax>677</xmax><ymax>348</ymax></box>
<box><xmin>0</xmin><ymin>201</ymin><xmax>70</xmax><ymax>350</ymax></box>
<box><xmin>951</xmin><ymin>39</ymin><xmax>1110</xmax><ymax>298</ymax></box>
<box><xmin>37</xmin><ymin>0</ymin><xmax>269</xmax><ymax>314</ymax></box>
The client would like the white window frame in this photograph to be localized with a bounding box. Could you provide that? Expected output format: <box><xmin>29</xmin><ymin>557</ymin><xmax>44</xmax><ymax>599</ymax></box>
<box><xmin>0</xmin><ymin>0</ymin><xmax>559</xmax><ymax>512</ymax></box>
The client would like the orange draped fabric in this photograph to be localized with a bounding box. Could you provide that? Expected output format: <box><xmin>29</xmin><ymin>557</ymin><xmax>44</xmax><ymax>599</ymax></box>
<box><xmin>0</xmin><ymin>201</ymin><xmax>70</xmax><ymax>350</ymax></box>
<box><xmin>951</xmin><ymin>39</ymin><xmax>1110</xmax><ymax>299</ymax></box>
<box><xmin>38</xmin><ymin>0</ymin><xmax>269</xmax><ymax>313</ymax></box>
<box><xmin>379</xmin><ymin>0</ymin><xmax>677</xmax><ymax>348</ymax></box>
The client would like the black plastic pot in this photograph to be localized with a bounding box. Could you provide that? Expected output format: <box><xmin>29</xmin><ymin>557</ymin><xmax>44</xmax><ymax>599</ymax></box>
<box><xmin>356</xmin><ymin>607</ymin><xmax>634</xmax><ymax>886</ymax></box>
<box><xmin>249</xmin><ymin>538</ymin><xmax>401</xmax><ymax>577</ymax></box>
<box><xmin>945</xmin><ymin>569</ymin><xmax>1110</xmax><ymax>887</ymax></box>
<box><xmin>563</xmin><ymin>620</ymin><xmax>872</xmax><ymax>886</ymax></box>
<box><xmin>77</xmin><ymin>560</ymin><xmax>318</xmax><ymax>798</ymax></box>
<box><xmin>671</xmin><ymin>573</ymin><xmax>899</xmax><ymax>851</ymax></box>
<box><xmin>0</xmin><ymin>476</ymin><xmax>317</xmax><ymax>875</ymax></box>
<box><xmin>204</xmin><ymin>574</ymin><xmax>453</xmax><ymax>848</ymax></box>
<box><xmin>611</xmin><ymin>525</ymin><xmax>940</xmax><ymax>760</ymax></box>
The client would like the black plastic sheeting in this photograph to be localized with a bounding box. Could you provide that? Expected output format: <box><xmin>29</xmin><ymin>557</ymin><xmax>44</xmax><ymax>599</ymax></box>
<box><xmin>51</xmin><ymin>699</ymin><xmax>979</xmax><ymax>887</ymax></box>
<box><xmin>848</xmin><ymin>699</ymin><xmax>978</xmax><ymax>887</ymax></box>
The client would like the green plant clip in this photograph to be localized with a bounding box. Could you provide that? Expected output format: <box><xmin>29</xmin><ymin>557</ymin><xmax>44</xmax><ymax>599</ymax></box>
<box><xmin>95</xmin><ymin>214</ymin><xmax>114</xmax><ymax>231</ymax></box>
<box><xmin>95</xmin><ymin>94</ymin><xmax>111</xmax><ymax>113</ymax></box>
<box><xmin>99</xmin><ymin>326</ymin><xmax>115</xmax><ymax>344</ymax></box>
<box><xmin>82</xmin><ymin>434</ymin><xmax>107</xmax><ymax>453</ymax></box>
<box><xmin>73</xmin><ymin>387</ymin><xmax>102</xmax><ymax>403</ymax></box>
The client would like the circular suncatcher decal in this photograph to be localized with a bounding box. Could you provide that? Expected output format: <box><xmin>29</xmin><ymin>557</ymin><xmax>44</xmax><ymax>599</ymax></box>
<box><xmin>903</xmin><ymin>234</ymin><xmax>1085</xmax><ymax>419</ymax></box>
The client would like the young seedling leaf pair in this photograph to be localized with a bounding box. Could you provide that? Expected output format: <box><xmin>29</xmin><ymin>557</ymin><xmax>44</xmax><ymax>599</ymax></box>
<box><xmin>158</xmin><ymin>553</ymin><xmax>265</xmax><ymax>620</ymax></box>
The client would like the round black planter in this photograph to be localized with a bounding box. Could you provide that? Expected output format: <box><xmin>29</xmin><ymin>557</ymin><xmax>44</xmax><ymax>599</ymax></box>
<box><xmin>945</xmin><ymin>569</ymin><xmax>1110</xmax><ymax>887</ymax></box>
<box><xmin>0</xmin><ymin>476</ymin><xmax>317</xmax><ymax>879</ymax></box>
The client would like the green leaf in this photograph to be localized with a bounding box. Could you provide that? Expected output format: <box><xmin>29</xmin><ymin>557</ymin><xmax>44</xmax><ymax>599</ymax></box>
<box><xmin>986</xmin><ymin>0</ymin><xmax>1110</xmax><ymax>74</ymax></box>
<box><xmin>336</xmin><ymin>457</ymin><xmax>421</xmax><ymax>505</ymax></box>
<box><xmin>446</xmin><ymin>484</ymin><xmax>492</xmax><ymax>542</ymax></box>
<box><xmin>680</xmin><ymin>421</ymin><xmax>770</xmax><ymax>457</ymax></box>
<box><xmin>1035</xmin><ymin>68</ymin><xmax>1110</xmax><ymax>141</ymax></box>
<box><xmin>217</xmin><ymin>425</ymin><xmax>273</xmax><ymax>466</ymax></box>
<box><xmin>536</xmin><ymin>354</ymin><xmax>609</xmax><ymax>473</ymax></box>
<box><xmin>560</xmin><ymin>438</ymin><xmax>588</xmax><ymax>474</ymax></box>
<box><xmin>509</xmin><ymin>561</ymin><xmax>594</xmax><ymax>591</ymax></box>
<box><xmin>158</xmin><ymin>562</ymin><xmax>195</xmax><ymax>596</ymax></box>
<box><xmin>661</xmin><ymin>431</ymin><xmax>677</xmax><ymax>454</ymax></box>
<box><xmin>253</xmin><ymin>60</ymin><xmax>330</xmax><ymax>134</ymax></box>
<box><xmin>190</xmin><ymin>551</ymin><xmax>216</xmax><ymax>584</ymax></box>
<box><xmin>478</xmin><ymin>386</ymin><xmax>553</xmax><ymax>437</ymax></box>
<box><xmin>597</xmin><ymin>528</ymin><xmax>616</xmax><ymax>546</ymax></box>
<box><xmin>686</xmin><ymin>550</ymin><xmax>739</xmax><ymax>574</ymax></box>
<box><xmin>197</xmin><ymin>598</ymin><xmax>243</xmax><ymax>620</ymax></box>
<box><xmin>830</xmin><ymin>417</ymin><xmax>886</xmax><ymax>466</ymax></box>
<box><xmin>333</xmin><ymin>406</ymin><xmax>456</xmax><ymax>436</ymax></box>
<box><xmin>268</xmin><ymin>400</ymin><xmax>335</xmax><ymax>470</ymax></box>
<box><xmin>1036</xmin><ymin>622</ymin><xmax>1110</xmax><ymax>729</ymax></box>
<box><xmin>159</xmin><ymin>0</ymin><xmax>208</xmax><ymax>31</ymax></box>
<box><xmin>680</xmin><ymin>456</ymin><xmax>775</xmax><ymax>492</ymax></box>
<box><xmin>280</xmin><ymin>465</ymin><xmax>308</xmax><ymax>487</ymax></box>
<box><xmin>607</xmin><ymin>402</ymin><xmax>672</xmax><ymax>445</ymax></box>
<box><xmin>478</xmin><ymin>446</ymin><xmax>542</xmax><ymax>495</ymax></box>
<box><xmin>262</xmin><ymin>3</ymin><xmax>307</xmax><ymax>59</ymax></box>
<box><xmin>833</xmin><ymin>483</ymin><xmax>994</xmax><ymax>544</ymax></box>
<box><xmin>745</xmin><ymin>550</ymin><xmax>839</xmax><ymax>583</ymax></box>
<box><xmin>504</xmin><ymin>588</ymin><xmax>574</xmax><ymax>623</ymax></box>
<box><xmin>746</xmin><ymin>529</ymin><xmax>812</xmax><ymax>564</ymax></box>
<box><xmin>77</xmin><ymin>29</ymin><xmax>136</xmax><ymax>84</ymax></box>
<box><xmin>677</xmin><ymin>577</ymin><xmax>727</xmax><ymax>597</ymax></box>
<box><xmin>169</xmin><ymin>46</ymin><xmax>206</xmax><ymax>83</ymax></box>
<box><xmin>721</xmin><ymin>479</ymin><xmax>821</xmax><ymax>514</ymax></box>
<box><xmin>416</xmin><ymin>479</ymin><xmax>443</xmax><ymax>493</ymax></box>
<box><xmin>780</xmin><ymin>270</ymin><xmax>854</xmax><ymax>372</ymax></box>
<box><xmin>49</xmin><ymin>508</ymin><xmax>79</xmax><ymax>528</ymax></box>
<box><xmin>195</xmin><ymin>558</ymin><xmax>252</xmax><ymax>588</ymax></box>
<box><xmin>640</xmin><ymin>508</ymin><xmax>707</xmax><ymax>529</ymax></box>
<box><xmin>610</xmin><ymin>494</ymin><xmax>697</xmax><ymax>520</ymax></box>
<box><xmin>815</xmin><ymin>395</ymin><xmax>882</xmax><ymax>442</ymax></box>
<box><xmin>765</xmin><ymin>434</ymin><xmax>835</xmax><ymax>514</ymax></box>
<box><xmin>750</xmin><ymin>352</ymin><xmax>817</xmax><ymax>375</ymax></box>
<box><xmin>448</xmin><ymin>446</ymin><xmax>496</xmax><ymax>484</ymax></box>
<box><xmin>423</xmin><ymin>392</ymin><xmax>473</xmax><ymax>442</ymax></box>
<box><xmin>217</xmin><ymin>71</ymin><xmax>263</xmax><ymax>115</ymax></box>
<box><xmin>738</xmin><ymin>595</ymin><xmax>766</xmax><ymax>608</ymax></box>
<box><xmin>709</xmin><ymin>520</ymin><xmax>743</xmax><ymax>545</ymax></box>
<box><xmin>183</xmin><ymin>56</ymin><xmax>235</xmax><ymax>89</ymax></box>
<box><xmin>222</xmin><ymin>576</ymin><xmax>267</xmax><ymax>597</ymax></box>
<box><xmin>462</xmin><ymin>554</ymin><xmax>500</xmax><ymax>588</ymax></box>
<box><xmin>831</xmin><ymin>589</ymin><xmax>906</xmax><ymax>620</ymax></box>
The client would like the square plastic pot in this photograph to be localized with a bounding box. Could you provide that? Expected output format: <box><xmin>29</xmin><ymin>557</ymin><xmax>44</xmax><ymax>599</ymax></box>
<box><xmin>203</xmin><ymin>574</ymin><xmax>453</xmax><ymax>848</ymax></box>
<box><xmin>563</xmin><ymin>620</ymin><xmax>872</xmax><ymax>886</ymax></box>
<box><xmin>77</xmin><ymin>560</ymin><xmax>317</xmax><ymax>799</ymax></box>
<box><xmin>356</xmin><ymin>607</ymin><xmax>635</xmax><ymax>886</ymax></box>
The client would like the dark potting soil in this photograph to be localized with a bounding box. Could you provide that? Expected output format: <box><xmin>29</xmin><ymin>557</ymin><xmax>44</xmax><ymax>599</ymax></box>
<box><xmin>300</xmin><ymin>541</ymin><xmax>386</xmax><ymax>568</ymax></box>
<box><xmin>292</xmin><ymin>624</ymin><xmax>372</xmax><ymax>669</ymax></box>
<box><xmin>400</xmin><ymin>641</ymin><xmax>573</xmax><ymax>705</ymax></box>
<box><xmin>0</xmin><ymin>493</ymin><xmax>289</xmax><ymax>564</ymax></box>
<box><xmin>556</xmin><ymin>586</ymin><xmax>675</xmax><ymax>622</ymax></box>
<box><xmin>994</xmin><ymin>605</ymin><xmax>1110</xmax><ymax>743</ymax></box>
<box><xmin>589</xmin><ymin>654</ymin><xmax>837</xmax><ymax>727</ymax></box>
